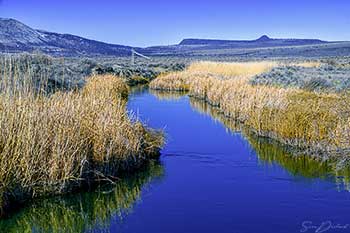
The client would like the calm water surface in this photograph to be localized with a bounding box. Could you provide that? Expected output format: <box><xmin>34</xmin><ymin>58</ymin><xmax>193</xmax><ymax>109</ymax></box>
<box><xmin>1</xmin><ymin>87</ymin><xmax>350</xmax><ymax>233</ymax></box>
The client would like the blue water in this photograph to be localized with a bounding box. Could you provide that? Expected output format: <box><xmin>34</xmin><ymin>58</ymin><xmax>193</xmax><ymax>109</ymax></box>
<box><xmin>1</xmin><ymin>87</ymin><xmax>350</xmax><ymax>233</ymax></box>
<box><xmin>122</xmin><ymin>88</ymin><xmax>350</xmax><ymax>233</ymax></box>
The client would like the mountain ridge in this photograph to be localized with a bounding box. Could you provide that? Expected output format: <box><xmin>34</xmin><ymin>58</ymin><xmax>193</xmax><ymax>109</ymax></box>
<box><xmin>0</xmin><ymin>17</ymin><xmax>341</xmax><ymax>57</ymax></box>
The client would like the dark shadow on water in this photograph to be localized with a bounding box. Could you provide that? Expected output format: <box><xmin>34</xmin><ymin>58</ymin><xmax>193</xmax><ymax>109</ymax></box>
<box><xmin>0</xmin><ymin>160</ymin><xmax>164</xmax><ymax>232</ymax></box>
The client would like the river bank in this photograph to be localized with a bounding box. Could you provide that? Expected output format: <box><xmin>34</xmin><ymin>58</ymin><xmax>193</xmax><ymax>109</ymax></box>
<box><xmin>150</xmin><ymin>61</ymin><xmax>350</xmax><ymax>160</ymax></box>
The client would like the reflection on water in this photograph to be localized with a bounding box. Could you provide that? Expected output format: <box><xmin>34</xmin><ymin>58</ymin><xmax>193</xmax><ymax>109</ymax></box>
<box><xmin>248</xmin><ymin>135</ymin><xmax>350</xmax><ymax>191</ymax></box>
<box><xmin>189</xmin><ymin>98</ymin><xmax>241</xmax><ymax>132</ymax></box>
<box><xmin>149</xmin><ymin>89</ymin><xmax>187</xmax><ymax>101</ymax></box>
<box><xmin>0</xmin><ymin>160</ymin><xmax>164</xmax><ymax>232</ymax></box>
<box><xmin>155</xmin><ymin>90</ymin><xmax>350</xmax><ymax>191</ymax></box>
<box><xmin>129</xmin><ymin>85</ymin><xmax>149</xmax><ymax>95</ymax></box>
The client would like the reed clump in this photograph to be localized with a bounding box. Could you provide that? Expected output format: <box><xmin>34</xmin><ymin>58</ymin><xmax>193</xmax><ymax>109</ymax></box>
<box><xmin>150</xmin><ymin>61</ymin><xmax>350</xmax><ymax>158</ymax></box>
<box><xmin>0</xmin><ymin>67</ymin><xmax>164</xmax><ymax>215</ymax></box>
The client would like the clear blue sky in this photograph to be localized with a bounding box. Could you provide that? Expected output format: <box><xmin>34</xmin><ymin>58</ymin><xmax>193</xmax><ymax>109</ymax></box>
<box><xmin>0</xmin><ymin>0</ymin><xmax>349</xmax><ymax>47</ymax></box>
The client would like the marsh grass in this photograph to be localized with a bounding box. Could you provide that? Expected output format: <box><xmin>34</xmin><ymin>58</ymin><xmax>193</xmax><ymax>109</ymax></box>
<box><xmin>0</xmin><ymin>58</ymin><xmax>163</xmax><ymax>216</ymax></box>
<box><xmin>150</xmin><ymin>61</ymin><xmax>350</xmax><ymax>158</ymax></box>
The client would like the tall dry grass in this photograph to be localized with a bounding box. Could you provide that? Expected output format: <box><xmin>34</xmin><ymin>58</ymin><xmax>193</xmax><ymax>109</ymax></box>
<box><xmin>150</xmin><ymin>61</ymin><xmax>350</xmax><ymax>157</ymax></box>
<box><xmin>0</xmin><ymin>60</ymin><xmax>163</xmax><ymax>215</ymax></box>
<box><xmin>187</xmin><ymin>61</ymin><xmax>277</xmax><ymax>77</ymax></box>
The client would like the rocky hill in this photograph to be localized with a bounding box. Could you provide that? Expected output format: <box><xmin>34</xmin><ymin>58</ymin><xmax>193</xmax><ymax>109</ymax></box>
<box><xmin>0</xmin><ymin>18</ymin><xmax>132</xmax><ymax>56</ymax></box>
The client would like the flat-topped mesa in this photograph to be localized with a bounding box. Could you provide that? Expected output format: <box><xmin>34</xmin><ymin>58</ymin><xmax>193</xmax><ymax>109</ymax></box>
<box><xmin>178</xmin><ymin>35</ymin><xmax>327</xmax><ymax>46</ymax></box>
<box><xmin>178</xmin><ymin>35</ymin><xmax>273</xmax><ymax>45</ymax></box>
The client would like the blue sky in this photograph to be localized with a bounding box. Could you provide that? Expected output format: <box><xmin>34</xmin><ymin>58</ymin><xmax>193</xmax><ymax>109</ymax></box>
<box><xmin>0</xmin><ymin>0</ymin><xmax>349</xmax><ymax>47</ymax></box>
